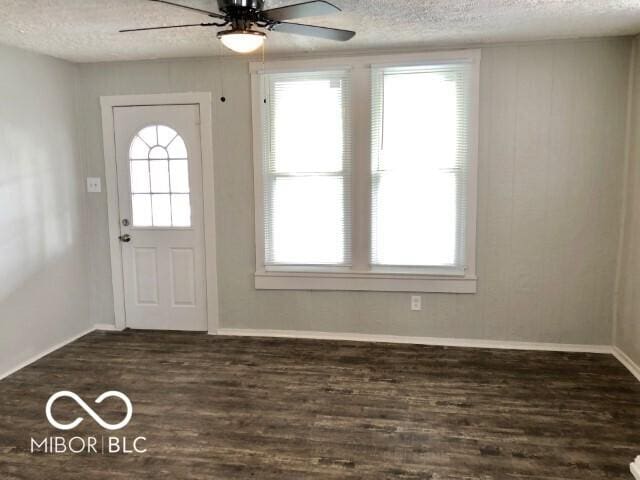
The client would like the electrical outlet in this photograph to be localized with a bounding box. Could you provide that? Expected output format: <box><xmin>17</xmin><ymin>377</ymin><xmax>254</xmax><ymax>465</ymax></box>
<box><xmin>87</xmin><ymin>177</ymin><xmax>102</xmax><ymax>193</ymax></box>
<box><xmin>411</xmin><ymin>295</ymin><xmax>422</xmax><ymax>311</ymax></box>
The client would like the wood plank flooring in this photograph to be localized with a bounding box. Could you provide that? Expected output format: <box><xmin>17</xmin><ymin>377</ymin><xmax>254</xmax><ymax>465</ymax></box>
<box><xmin>0</xmin><ymin>330</ymin><xmax>639</xmax><ymax>479</ymax></box>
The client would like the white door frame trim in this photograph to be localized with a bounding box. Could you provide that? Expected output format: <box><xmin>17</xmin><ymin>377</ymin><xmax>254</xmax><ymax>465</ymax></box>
<box><xmin>100</xmin><ymin>92</ymin><xmax>219</xmax><ymax>333</ymax></box>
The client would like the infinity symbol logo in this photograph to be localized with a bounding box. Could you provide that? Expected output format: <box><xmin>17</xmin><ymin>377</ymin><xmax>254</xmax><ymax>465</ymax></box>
<box><xmin>45</xmin><ymin>391</ymin><xmax>133</xmax><ymax>431</ymax></box>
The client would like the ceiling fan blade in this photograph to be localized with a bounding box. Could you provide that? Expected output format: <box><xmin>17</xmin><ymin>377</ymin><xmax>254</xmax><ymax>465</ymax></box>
<box><xmin>270</xmin><ymin>22</ymin><xmax>355</xmax><ymax>41</ymax></box>
<box><xmin>120</xmin><ymin>23</ymin><xmax>215</xmax><ymax>32</ymax></box>
<box><xmin>262</xmin><ymin>0</ymin><xmax>340</xmax><ymax>22</ymax></box>
<box><xmin>149</xmin><ymin>0</ymin><xmax>225</xmax><ymax>18</ymax></box>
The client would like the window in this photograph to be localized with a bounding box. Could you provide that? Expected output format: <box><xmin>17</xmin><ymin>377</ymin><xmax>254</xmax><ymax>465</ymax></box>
<box><xmin>128</xmin><ymin>125</ymin><xmax>192</xmax><ymax>228</ymax></box>
<box><xmin>251</xmin><ymin>51</ymin><xmax>479</xmax><ymax>293</ymax></box>
<box><xmin>371</xmin><ymin>64</ymin><xmax>469</xmax><ymax>274</ymax></box>
<box><xmin>262</xmin><ymin>71</ymin><xmax>351</xmax><ymax>267</ymax></box>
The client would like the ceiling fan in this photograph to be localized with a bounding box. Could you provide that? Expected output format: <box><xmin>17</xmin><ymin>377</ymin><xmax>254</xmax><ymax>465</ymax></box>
<box><xmin>121</xmin><ymin>0</ymin><xmax>356</xmax><ymax>54</ymax></box>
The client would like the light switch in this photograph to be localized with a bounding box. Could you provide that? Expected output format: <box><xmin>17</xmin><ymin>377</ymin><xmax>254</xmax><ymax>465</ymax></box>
<box><xmin>87</xmin><ymin>177</ymin><xmax>102</xmax><ymax>193</ymax></box>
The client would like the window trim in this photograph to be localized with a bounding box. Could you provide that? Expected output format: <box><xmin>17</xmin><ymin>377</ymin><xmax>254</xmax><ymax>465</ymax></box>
<box><xmin>250</xmin><ymin>50</ymin><xmax>480</xmax><ymax>293</ymax></box>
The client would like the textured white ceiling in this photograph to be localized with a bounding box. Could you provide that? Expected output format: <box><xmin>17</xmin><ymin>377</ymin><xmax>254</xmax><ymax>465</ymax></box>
<box><xmin>1</xmin><ymin>0</ymin><xmax>640</xmax><ymax>63</ymax></box>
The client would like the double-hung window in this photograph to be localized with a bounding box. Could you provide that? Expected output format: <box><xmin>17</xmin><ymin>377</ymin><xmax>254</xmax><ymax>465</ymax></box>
<box><xmin>371</xmin><ymin>63</ymin><xmax>470</xmax><ymax>273</ymax></box>
<box><xmin>252</xmin><ymin>51</ymin><xmax>479</xmax><ymax>293</ymax></box>
<box><xmin>261</xmin><ymin>70</ymin><xmax>351</xmax><ymax>268</ymax></box>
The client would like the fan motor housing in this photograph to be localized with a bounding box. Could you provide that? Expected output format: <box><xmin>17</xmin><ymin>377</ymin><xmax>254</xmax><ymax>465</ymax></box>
<box><xmin>217</xmin><ymin>0</ymin><xmax>264</xmax><ymax>12</ymax></box>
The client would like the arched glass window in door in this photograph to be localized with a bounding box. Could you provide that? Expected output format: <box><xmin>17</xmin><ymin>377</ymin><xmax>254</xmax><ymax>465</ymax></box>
<box><xmin>128</xmin><ymin>125</ymin><xmax>191</xmax><ymax>227</ymax></box>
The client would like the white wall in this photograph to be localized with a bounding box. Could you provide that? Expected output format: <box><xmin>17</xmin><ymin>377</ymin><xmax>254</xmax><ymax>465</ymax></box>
<box><xmin>0</xmin><ymin>44</ymin><xmax>90</xmax><ymax>376</ymax></box>
<box><xmin>615</xmin><ymin>35</ymin><xmax>640</xmax><ymax>365</ymax></box>
<box><xmin>78</xmin><ymin>38</ymin><xmax>630</xmax><ymax>346</ymax></box>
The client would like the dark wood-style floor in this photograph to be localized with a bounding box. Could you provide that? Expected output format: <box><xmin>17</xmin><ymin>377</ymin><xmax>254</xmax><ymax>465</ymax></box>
<box><xmin>0</xmin><ymin>330</ymin><xmax>639</xmax><ymax>479</ymax></box>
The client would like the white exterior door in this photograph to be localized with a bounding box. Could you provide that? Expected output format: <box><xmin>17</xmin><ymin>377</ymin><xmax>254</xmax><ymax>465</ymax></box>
<box><xmin>113</xmin><ymin>105</ymin><xmax>207</xmax><ymax>331</ymax></box>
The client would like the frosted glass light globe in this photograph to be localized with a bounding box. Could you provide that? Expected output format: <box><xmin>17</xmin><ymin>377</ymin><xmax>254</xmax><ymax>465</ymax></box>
<box><xmin>218</xmin><ymin>30</ymin><xmax>265</xmax><ymax>54</ymax></box>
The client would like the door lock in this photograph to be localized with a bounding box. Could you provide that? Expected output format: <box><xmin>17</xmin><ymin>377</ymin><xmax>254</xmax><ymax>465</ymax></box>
<box><xmin>118</xmin><ymin>234</ymin><xmax>131</xmax><ymax>243</ymax></box>
<box><xmin>121</xmin><ymin>219</ymin><xmax>130</xmax><ymax>226</ymax></box>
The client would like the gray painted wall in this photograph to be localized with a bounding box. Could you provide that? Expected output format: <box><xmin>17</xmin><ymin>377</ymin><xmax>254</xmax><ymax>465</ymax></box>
<box><xmin>615</xmin><ymin>36</ymin><xmax>640</xmax><ymax>365</ymax></box>
<box><xmin>0</xmin><ymin>44</ymin><xmax>90</xmax><ymax>376</ymax></box>
<box><xmin>77</xmin><ymin>38</ymin><xmax>630</xmax><ymax>345</ymax></box>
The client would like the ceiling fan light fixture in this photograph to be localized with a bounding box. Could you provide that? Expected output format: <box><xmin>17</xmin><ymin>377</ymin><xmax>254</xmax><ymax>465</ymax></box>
<box><xmin>217</xmin><ymin>29</ymin><xmax>266</xmax><ymax>53</ymax></box>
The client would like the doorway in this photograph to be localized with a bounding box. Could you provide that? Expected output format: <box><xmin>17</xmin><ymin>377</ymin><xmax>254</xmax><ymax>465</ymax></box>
<box><xmin>101</xmin><ymin>94</ymin><xmax>219</xmax><ymax>332</ymax></box>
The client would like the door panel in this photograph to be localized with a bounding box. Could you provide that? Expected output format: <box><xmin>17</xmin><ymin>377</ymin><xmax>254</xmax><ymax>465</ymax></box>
<box><xmin>170</xmin><ymin>248</ymin><xmax>196</xmax><ymax>306</ymax></box>
<box><xmin>113</xmin><ymin>105</ymin><xmax>207</xmax><ymax>331</ymax></box>
<box><xmin>134</xmin><ymin>247</ymin><xmax>159</xmax><ymax>305</ymax></box>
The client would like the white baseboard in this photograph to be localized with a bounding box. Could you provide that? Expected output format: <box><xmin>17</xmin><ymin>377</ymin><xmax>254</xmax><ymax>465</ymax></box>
<box><xmin>0</xmin><ymin>326</ymin><xmax>95</xmax><ymax>381</ymax></box>
<box><xmin>94</xmin><ymin>323</ymin><xmax>125</xmax><ymax>332</ymax></box>
<box><xmin>216</xmin><ymin>328</ymin><xmax>612</xmax><ymax>354</ymax></box>
<box><xmin>613</xmin><ymin>346</ymin><xmax>640</xmax><ymax>382</ymax></box>
<box><xmin>631</xmin><ymin>456</ymin><xmax>640</xmax><ymax>480</ymax></box>
<box><xmin>3</xmin><ymin>325</ymin><xmax>635</xmax><ymax>386</ymax></box>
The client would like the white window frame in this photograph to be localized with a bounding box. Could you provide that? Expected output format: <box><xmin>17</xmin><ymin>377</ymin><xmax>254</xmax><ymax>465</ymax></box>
<box><xmin>250</xmin><ymin>50</ymin><xmax>480</xmax><ymax>293</ymax></box>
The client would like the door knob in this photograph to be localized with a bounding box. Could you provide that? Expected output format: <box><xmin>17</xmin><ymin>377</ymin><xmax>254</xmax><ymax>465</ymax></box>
<box><xmin>119</xmin><ymin>234</ymin><xmax>131</xmax><ymax>243</ymax></box>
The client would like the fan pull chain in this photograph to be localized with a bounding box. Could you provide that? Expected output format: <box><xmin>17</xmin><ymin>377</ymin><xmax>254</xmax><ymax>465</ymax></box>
<box><xmin>262</xmin><ymin>41</ymin><xmax>267</xmax><ymax>106</ymax></box>
<box><xmin>220</xmin><ymin>56</ymin><xmax>226</xmax><ymax>103</ymax></box>
<box><xmin>217</xmin><ymin>40</ymin><xmax>226</xmax><ymax>103</ymax></box>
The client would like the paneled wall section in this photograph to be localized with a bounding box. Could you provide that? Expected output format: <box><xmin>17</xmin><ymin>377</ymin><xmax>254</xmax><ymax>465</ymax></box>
<box><xmin>77</xmin><ymin>38</ymin><xmax>631</xmax><ymax>345</ymax></box>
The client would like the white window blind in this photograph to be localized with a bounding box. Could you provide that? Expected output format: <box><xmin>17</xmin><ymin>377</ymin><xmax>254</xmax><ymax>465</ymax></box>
<box><xmin>262</xmin><ymin>70</ymin><xmax>352</xmax><ymax>267</ymax></box>
<box><xmin>371</xmin><ymin>63</ymin><xmax>471</xmax><ymax>273</ymax></box>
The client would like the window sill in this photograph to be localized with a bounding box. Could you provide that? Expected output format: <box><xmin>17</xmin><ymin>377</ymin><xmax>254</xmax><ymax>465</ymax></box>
<box><xmin>255</xmin><ymin>271</ymin><xmax>477</xmax><ymax>293</ymax></box>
